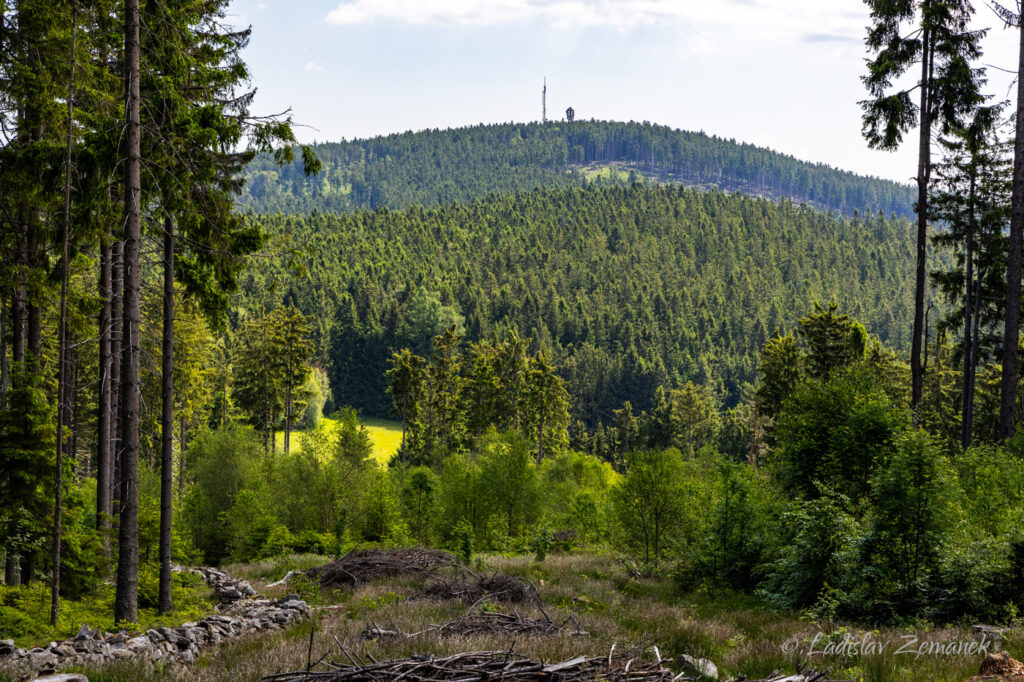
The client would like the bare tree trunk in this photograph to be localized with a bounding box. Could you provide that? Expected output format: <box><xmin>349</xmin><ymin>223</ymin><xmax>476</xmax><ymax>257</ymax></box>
<box><xmin>962</xmin><ymin>171</ymin><xmax>977</xmax><ymax>450</ymax></box>
<box><xmin>97</xmin><ymin>241</ymin><xmax>113</xmax><ymax>539</ymax></box>
<box><xmin>284</xmin><ymin>384</ymin><xmax>291</xmax><ymax>455</ymax></box>
<box><xmin>115</xmin><ymin>0</ymin><xmax>142</xmax><ymax>625</ymax></box>
<box><xmin>110</xmin><ymin>239</ymin><xmax>122</xmax><ymax>510</ymax></box>
<box><xmin>0</xmin><ymin>297</ymin><xmax>7</xmax><ymax>408</ymax></box>
<box><xmin>51</xmin><ymin>8</ymin><xmax>77</xmax><ymax>625</ymax></box>
<box><xmin>178</xmin><ymin>416</ymin><xmax>187</xmax><ymax>494</ymax></box>
<box><xmin>400</xmin><ymin>401</ymin><xmax>407</xmax><ymax>464</ymax></box>
<box><xmin>159</xmin><ymin>214</ymin><xmax>174</xmax><ymax>614</ymax></box>
<box><xmin>912</xmin><ymin>26</ymin><xmax>933</xmax><ymax>411</ymax></box>
<box><xmin>1001</xmin><ymin>21</ymin><xmax>1024</xmax><ymax>440</ymax></box>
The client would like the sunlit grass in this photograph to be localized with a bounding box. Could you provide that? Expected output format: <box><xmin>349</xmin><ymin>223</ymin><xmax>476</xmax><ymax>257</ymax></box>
<box><xmin>273</xmin><ymin>416</ymin><xmax>403</xmax><ymax>466</ymax></box>
<box><xmin>31</xmin><ymin>552</ymin><xmax>1001</xmax><ymax>682</ymax></box>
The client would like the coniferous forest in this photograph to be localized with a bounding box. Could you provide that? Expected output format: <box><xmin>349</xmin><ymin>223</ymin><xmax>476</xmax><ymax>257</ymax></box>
<box><xmin>10</xmin><ymin>1</ymin><xmax>1024</xmax><ymax>680</ymax></box>
<box><xmin>240</xmin><ymin>120</ymin><xmax>918</xmax><ymax>218</ymax></box>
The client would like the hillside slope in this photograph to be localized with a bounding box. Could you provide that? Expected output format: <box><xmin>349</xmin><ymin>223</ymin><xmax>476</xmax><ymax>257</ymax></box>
<box><xmin>238</xmin><ymin>184</ymin><xmax>916</xmax><ymax>421</ymax></box>
<box><xmin>239</xmin><ymin>120</ymin><xmax>915</xmax><ymax>218</ymax></box>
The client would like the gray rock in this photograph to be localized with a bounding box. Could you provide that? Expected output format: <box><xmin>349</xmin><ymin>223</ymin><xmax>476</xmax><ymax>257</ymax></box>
<box><xmin>0</xmin><ymin>639</ymin><xmax>16</xmax><ymax>655</ymax></box>
<box><xmin>677</xmin><ymin>653</ymin><xmax>718</xmax><ymax>681</ymax></box>
<box><xmin>973</xmin><ymin>624</ymin><xmax>1004</xmax><ymax>653</ymax></box>
<box><xmin>31</xmin><ymin>675</ymin><xmax>90</xmax><ymax>682</ymax></box>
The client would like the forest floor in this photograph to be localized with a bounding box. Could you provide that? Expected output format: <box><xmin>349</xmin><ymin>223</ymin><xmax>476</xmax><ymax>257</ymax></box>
<box><xmin>36</xmin><ymin>551</ymin><xmax>1015</xmax><ymax>682</ymax></box>
<box><xmin>273</xmin><ymin>416</ymin><xmax>402</xmax><ymax>465</ymax></box>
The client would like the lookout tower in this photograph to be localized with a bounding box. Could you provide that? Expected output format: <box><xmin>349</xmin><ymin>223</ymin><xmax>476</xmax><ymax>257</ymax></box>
<box><xmin>542</xmin><ymin>78</ymin><xmax>547</xmax><ymax>123</ymax></box>
<box><xmin>566</xmin><ymin>106</ymin><xmax>575</xmax><ymax>122</ymax></box>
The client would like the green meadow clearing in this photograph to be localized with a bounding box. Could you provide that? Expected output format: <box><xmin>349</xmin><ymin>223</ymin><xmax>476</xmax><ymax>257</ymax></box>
<box><xmin>274</xmin><ymin>416</ymin><xmax>403</xmax><ymax>466</ymax></box>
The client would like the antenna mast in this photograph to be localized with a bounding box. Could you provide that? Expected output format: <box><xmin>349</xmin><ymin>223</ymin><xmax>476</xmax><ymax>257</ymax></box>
<box><xmin>542</xmin><ymin>77</ymin><xmax>547</xmax><ymax>123</ymax></box>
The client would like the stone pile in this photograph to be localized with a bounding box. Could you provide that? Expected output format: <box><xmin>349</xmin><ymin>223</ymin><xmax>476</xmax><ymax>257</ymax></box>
<box><xmin>0</xmin><ymin>567</ymin><xmax>310</xmax><ymax>678</ymax></box>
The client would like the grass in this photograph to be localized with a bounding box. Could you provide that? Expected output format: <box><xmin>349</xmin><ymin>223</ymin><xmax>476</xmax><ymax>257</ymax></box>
<box><xmin>0</xmin><ymin>569</ymin><xmax>215</xmax><ymax>650</ymax></box>
<box><xmin>273</xmin><ymin>415</ymin><xmax>403</xmax><ymax>466</ymax></box>
<box><xmin>579</xmin><ymin>163</ymin><xmax>639</xmax><ymax>183</ymax></box>
<box><xmin>25</xmin><ymin>552</ymin><xmax>1002</xmax><ymax>682</ymax></box>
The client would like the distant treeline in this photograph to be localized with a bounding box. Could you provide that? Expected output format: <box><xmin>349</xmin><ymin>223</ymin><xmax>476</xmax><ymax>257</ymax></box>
<box><xmin>239</xmin><ymin>120</ymin><xmax>916</xmax><ymax>218</ymax></box>
<box><xmin>237</xmin><ymin>183</ymin><xmax>917</xmax><ymax>423</ymax></box>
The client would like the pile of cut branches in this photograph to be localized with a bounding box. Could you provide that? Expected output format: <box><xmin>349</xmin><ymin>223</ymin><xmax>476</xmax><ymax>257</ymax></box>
<box><xmin>262</xmin><ymin>648</ymin><xmax>672</xmax><ymax>682</ymax></box>
<box><xmin>413</xmin><ymin>571</ymin><xmax>540</xmax><ymax>605</ymax></box>
<box><xmin>726</xmin><ymin>663</ymin><xmax>851</xmax><ymax>682</ymax></box>
<box><xmin>307</xmin><ymin>548</ymin><xmax>454</xmax><ymax>588</ymax></box>
<box><xmin>359</xmin><ymin>609</ymin><xmax>586</xmax><ymax>640</ymax></box>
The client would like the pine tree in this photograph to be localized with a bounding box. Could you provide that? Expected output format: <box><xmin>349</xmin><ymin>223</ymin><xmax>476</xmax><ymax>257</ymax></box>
<box><xmin>861</xmin><ymin>0</ymin><xmax>984</xmax><ymax>409</ymax></box>
<box><xmin>929</xmin><ymin>104</ymin><xmax>1010</xmax><ymax>448</ymax></box>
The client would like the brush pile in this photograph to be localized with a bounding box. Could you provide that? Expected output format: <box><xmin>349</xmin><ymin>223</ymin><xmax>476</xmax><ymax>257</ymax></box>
<box><xmin>359</xmin><ymin>610</ymin><xmax>586</xmax><ymax>640</ymax></box>
<box><xmin>726</xmin><ymin>664</ymin><xmax>852</xmax><ymax>681</ymax></box>
<box><xmin>414</xmin><ymin>572</ymin><xmax>540</xmax><ymax>605</ymax></box>
<box><xmin>307</xmin><ymin>549</ymin><xmax>454</xmax><ymax>588</ymax></box>
<box><xmin>262</xmin><ymin>648</ymin><xmax>673</xmax><ymax>682</ymax></box>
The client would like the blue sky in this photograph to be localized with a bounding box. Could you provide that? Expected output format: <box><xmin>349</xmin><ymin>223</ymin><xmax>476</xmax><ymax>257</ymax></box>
<box><xmin>227</xmin><ymin>0</ymin><xmax>1021</xmax><ymax>183</ymax></box>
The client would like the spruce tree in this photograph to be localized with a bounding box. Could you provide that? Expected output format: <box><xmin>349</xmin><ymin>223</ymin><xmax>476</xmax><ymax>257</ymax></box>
<box><xmin>861</xmin><ymin>0</ymin><xmax>984</xmax><ymax>409</ymax></box>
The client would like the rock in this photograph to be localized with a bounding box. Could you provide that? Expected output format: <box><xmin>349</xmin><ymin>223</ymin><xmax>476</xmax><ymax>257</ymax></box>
<box><xmin>677</xmin><ymin>653</ymin><xmax>718</xmax><ymax>681</ymax></box>
<box><xmin>0</xmin><ymin>565</ymin><xmax>311</xmax><ymax>677</ymax></box>
<box><xmin>32</xmin><ymin>675</ymin><xmax>90</xmax><ymax>682</ymax></box>
<box><xmin>973</xmin><ymin>624</ymin><xmax>1005</xmax><ymax>653</ymax></box>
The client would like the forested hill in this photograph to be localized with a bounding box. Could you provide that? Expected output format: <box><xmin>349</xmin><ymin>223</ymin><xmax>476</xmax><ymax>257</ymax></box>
<box><xmin>238</xmin><ymin>120</ymin><xmax>916</xmax><ymax>217</ymax></box>
<box><xmin>238</xmin><ymin>183</ymin><xmax>916</xmax><ymax>422</ymax></box>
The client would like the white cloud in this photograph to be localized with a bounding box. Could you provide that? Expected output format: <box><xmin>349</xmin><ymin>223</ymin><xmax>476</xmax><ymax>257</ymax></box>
<box><xmin>304</xmin><ymin>61</ymin><xmax>325</xmax><ymax>72</ymax></box>
<box><xmin>326</xmin><ymin>0</ymin><xmax>699</xmax><ymax>30</ymax></box>
<box><xmin>325</xmin><ymin>0</ymin><xmax>867</xmax><ymax>36</ymax></box>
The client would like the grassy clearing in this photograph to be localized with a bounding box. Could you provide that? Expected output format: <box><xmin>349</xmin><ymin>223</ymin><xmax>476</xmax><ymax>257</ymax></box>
<box><xmin>273</xmin><ymin>416</ymin><xmax>402</xmax><ymax>466</ymax></box>
<box><xmin>29</xmin><ymin>552</ymin><xmax>1004</xmax><ymax>682</ymax></box>
<box><xmin>579</xmin><ymin>163</ymin><xmax>638</xmax><ymax>183</ymax></box>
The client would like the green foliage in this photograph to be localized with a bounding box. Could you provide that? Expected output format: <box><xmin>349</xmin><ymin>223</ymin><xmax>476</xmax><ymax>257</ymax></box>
<box><xmin>400</xmin><ymin>466</ymin><xmax>438</xmax><ymax>545</ymax></box>
<box><xmin>612</xmin><ymin>448</ymin><xmax>689</xmax><ymax>565</ymax></box>
<box><xmin>452</xmin><ymin>520</ymin><xmax>474</xmax><ymax>565</ymax></box>
<box><xmin>232</xmin><ymin>304</ymin><xmax>315</xmax><ymax>451</ymax></box>
<box><xmin>856</xmin><ymin>430</ymin><xmax>958</xmax><ymax>619</ymax></box>
<box><xmin>771</xmin><ymin>364</ymin><xmax>908</xmax><ymax>500</ymax></box>
<box><xmin>180</xmin><ymin>424</ymin><xmax>266</xmax><ymax>564</ymax></box>
<box><xmin>240</xmin><ymin>121</ymin><xmax>916</xmax><ymax>218</ymax></box>
<box><xmin>238</xmin><ymin>185</ymin><xmax>917</xmax><ymax>422</ymax></box>
<box><xmin>0</xmin><ymin>570</ymin><xmax>213</xmax><ymax>648</ymax></box>
<box><xmin>477</xmin><ymin>430</ymin><xmax>540</xmax><ymax>540</ymax></box>
<box><xmin>760</xmin><ymin>492</ymin><xmax>859</xmax><ymax>610</ymax></box>
<box><xmin>698</xmin><ymin>461</ymin><xmax>780</xmax><ymax>592</ymax></box>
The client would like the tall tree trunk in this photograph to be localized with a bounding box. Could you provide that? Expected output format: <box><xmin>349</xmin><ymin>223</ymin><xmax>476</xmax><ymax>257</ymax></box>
<box><xmin>51</xmin><ymin>9</ymin><xmax>77</xmax><ymax>625</ymax></box>
<box><xmin>962</xmin><ymin>170</ymin><xmax>977</xmax><ymax>450</ymax></box>
<box><xmin>0</xmin><ymin>297</ymin><xmax>7</xmax><ymax>408</ymax></box>
<box><xmin>178</xmin><ymin>416</ymin><xmax>187</xmax><ymax>494</ymax></box>
<box><xmin>1001</xmin><ymin>21</ymin><xmax>1024</xmax><ymax>440</ymax></box>
<box><xmin>159</xmin><ymin>214</ymin><xmax>174</xmax><ymax>614</ymax></box>
<box><xmin>26</xmin><ymin>217</ymin><xmax>42</xmax><ymax>365</ymax></box>
<box><xmin>115</xmin><ymin>0</ymin><xmax>142</xmax><ymax>625</ymax></box>
<box><xmin>12</xmin><ymin>222</ymin><xmax>27</xmax><ymax>368</ymax></box>
<box><xmin>97</xmin><ymin>241</ymin><xmax>113</xmax><ymax>538</ymax></box>
<box><xmin>912</xmin><ymin>27</ymin><xmax>933</xmax><ymax>410</ymax></box>
<box><xmin>400</xmin><ymin>400</ymin><xmax>407</xmax><ymax>464</ymax></box>
<box><xmin>110</xmin><ymin>239</ymin><xmax>122</xmax><ymax>509</ymax></box>
<box><xmin>284</xmin><ymin>384</ymin><xmax>291</xmax><ymax>455</ymax></box>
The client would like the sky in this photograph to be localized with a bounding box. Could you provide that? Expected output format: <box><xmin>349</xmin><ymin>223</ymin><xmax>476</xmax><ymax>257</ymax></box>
<box><xmin>226</xmin><ymin>0</ymin><xmax>1023</xmax><ymax>183</ymax></box>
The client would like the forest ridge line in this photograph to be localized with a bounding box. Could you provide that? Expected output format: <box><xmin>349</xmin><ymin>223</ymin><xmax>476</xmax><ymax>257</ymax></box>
<box><xmin>238</xmin><ymin>119</ymin><xmax>917</xmax><ymax>218</ymax></box>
